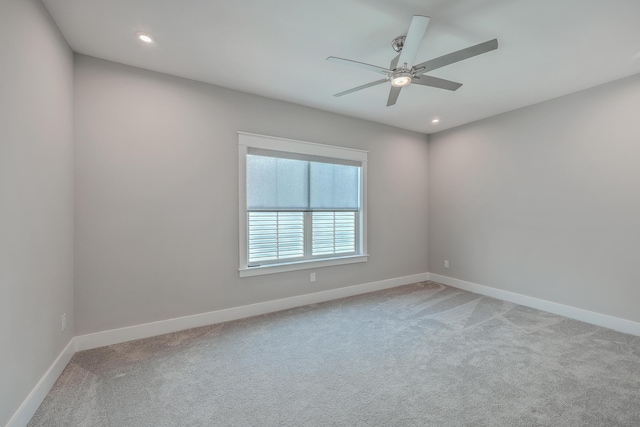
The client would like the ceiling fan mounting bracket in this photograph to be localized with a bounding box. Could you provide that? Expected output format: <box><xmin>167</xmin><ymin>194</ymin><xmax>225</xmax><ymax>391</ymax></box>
<box><xmin>391</xmin><ymin>36</ymin><xmax>406</xmax><ymax>53</ymax></box>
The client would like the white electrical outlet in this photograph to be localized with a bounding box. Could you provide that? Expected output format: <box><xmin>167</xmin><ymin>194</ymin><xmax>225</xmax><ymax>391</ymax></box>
<box><xmin>444</xmin><ymin>260</ymin><xmax>450</xmax><ymax>269</ymax></box>
<box><xmin>310</xmin><ymin>272</ymin><xmax>316</xmax><ymax>282</ymax></box>
<box><xmin>61</xmin><ymin>313</ymin><xmax>67</xmax><ymax>332</ymax></box>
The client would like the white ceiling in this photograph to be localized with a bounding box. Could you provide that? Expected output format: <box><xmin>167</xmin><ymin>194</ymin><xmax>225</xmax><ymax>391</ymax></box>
<box><xmin>42</xmin><ymin>0</ymin><xmax>640</xmax><ymax>134</ymax></box>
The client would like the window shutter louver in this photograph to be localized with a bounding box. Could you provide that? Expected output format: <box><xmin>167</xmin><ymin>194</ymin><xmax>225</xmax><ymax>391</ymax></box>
<box><xmin>248</xmin><ymin>212</ymin><xmax>304</xmax><ymax>264</ymax></box>
<box><xmin>312</xmin><ymin>211</ymin><xmax>356</xmax><ymax>256</ymax></box>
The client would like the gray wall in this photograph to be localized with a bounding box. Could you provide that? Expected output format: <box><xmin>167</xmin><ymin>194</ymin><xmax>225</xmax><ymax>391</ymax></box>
<box><xmin>74</xmin><ymin>55</ymin><xmax>429</xmax><ymax>335</ymax></box>
<box><xmin>0</xmin><ymin>0</ymin><xmax>74</xmax><ymax>425</ymax></box>
<box><xmin>429</xmin><ymin>73</ymin><xmax>640</xmax><ymax>323</ymax></box>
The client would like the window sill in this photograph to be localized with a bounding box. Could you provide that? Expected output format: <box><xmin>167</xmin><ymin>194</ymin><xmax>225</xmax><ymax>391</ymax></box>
<box><xmin>239</xmin><ymin>254</ymin><xmax>369</xmax><ymax>278</ymax></box>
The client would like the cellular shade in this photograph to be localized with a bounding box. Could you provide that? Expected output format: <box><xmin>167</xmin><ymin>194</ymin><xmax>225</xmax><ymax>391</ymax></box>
<box><xmin>246</xmin><ymin>155</ymin><xmax>309</xmax><ymax>210</ymax></box>
<box><xmin>309</xmin><ymin>162</ymin><xmax>359</xmax><ymax>210</ymax></box>
<box><xmin>247</xmin><ymin>149</ymin><xmax>360</xmax><ymax>211</ymax></box>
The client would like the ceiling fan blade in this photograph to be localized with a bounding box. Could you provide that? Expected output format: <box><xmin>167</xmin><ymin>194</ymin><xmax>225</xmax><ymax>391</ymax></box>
<box><xmin>386</xmin><ymin>86</ymin><xmax>402</xmax><ymax>107</ymax></box>
<box><xmin>413</xmin><ymin>38</ymin><xmax>498</xmax><ymax>75</ymax></box>
<box><xmin>327</xmin><ymin>57</ymin><xmax>391</xmax><ymax>76</ymax></box>
<box><xmin>389</xmin><ymin>54</ymin><xmax>399</xmax><ymax>71</ymax></box>
<box><xmin>397</xmin><ymin>15</ymin><xmax>430</xmax><ymax>69</ymax></box>
<box><xmin>333</xmin><ymin>79</ymin><xmax>388</xmax><ymax>97</ymax></box>
<box><xmin>412</xmin><ymin>75</ymin><xmax>463</xmax><ymax>91</ymax></box>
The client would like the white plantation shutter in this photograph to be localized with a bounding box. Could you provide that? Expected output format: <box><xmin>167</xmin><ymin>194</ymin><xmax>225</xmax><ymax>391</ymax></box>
<box><xmin>312</xmin><ymin>211</ymin><xmax>356</xmax><ymax>256</ymax></box>
<box><xmin>248</xmin><ymin>212</ymin><xmax>304</xmax><ymax>263</ymax></box>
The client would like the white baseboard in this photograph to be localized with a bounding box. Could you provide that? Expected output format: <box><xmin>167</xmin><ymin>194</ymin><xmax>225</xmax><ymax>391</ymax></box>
<box><xmin>75</xmin><ymin>272</ymin><xmax>429</xmax><ymax>351</ymax></box>
<box><xmin>429</xmin><ymin>273</ymin><xmax>640</xmax><ymax>336</ymax></box>
<box><xmin>6</xmin><ymin>337</ymin><xmax>76</xmax><ymax>427</ymax></box>
<box><xmin>10</xmin><ymin>272</ymin><xmax>427</xmax><ymax>426</ymax></box>
<box><xmin>9</xmin><ymin>271</ymin><xmax>640</xmax><ymax>426</ymax></box>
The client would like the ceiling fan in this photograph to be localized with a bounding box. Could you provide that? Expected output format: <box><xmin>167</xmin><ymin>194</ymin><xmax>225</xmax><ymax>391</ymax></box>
<box><xmin>327</xmin><ymin>15</ymin><xmax>498</xmax><ymax>106</ymax></box>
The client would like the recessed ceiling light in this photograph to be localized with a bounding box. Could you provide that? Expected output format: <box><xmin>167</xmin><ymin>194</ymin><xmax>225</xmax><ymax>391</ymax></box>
<box><xmin>431</xmin><ymin>118</ymin><xmax>440</xmax><ymax>124</ymax></box>
<box><xmin>137</xmin><ymin>32</ymin><xmax>154</xmax><ymax>44</ymax></box>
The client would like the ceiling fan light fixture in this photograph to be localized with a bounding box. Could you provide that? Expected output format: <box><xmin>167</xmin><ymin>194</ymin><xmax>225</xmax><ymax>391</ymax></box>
<box><xmin>391</xmin><ymin>72</ymin><xmax>412</xmax><ymax>87</ymax></box>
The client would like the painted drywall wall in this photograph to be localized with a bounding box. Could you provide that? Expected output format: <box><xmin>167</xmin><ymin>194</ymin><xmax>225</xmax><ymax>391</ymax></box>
<box><xmin>74</xmin><ymin>55</ymin><xmax>429</xmax><ymax>335</ymax></box>
<box><xmin>0</xmin><ymin>0</ymin><xmax>74</xmax><ymax>425</ymax></box>
<box><xmin>428</xmin><ymin>72</ymin><xmax>640</xmax><ymax>323</ymax></box>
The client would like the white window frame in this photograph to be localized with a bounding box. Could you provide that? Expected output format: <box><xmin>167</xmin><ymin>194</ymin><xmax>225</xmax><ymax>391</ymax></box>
<box><xmin>238</xmin><ymin>132</ymin><xmax>368</xmax><ymax>277</ymax></box>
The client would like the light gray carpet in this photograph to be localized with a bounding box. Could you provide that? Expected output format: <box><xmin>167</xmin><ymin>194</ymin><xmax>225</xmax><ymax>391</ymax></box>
<box><xmin>29</xmin><ymin>282</ymin><xmax>640</xmax><ymax>426</ymax></box>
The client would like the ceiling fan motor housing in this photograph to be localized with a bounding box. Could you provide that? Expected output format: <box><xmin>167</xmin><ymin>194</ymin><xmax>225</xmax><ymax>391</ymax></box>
<box><xmin>391</xmin><ymin>36</ymin><xmax>405</xmax><ymax>53</ymax></box>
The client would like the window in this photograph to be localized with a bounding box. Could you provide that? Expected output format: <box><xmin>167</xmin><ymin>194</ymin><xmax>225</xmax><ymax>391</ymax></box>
<box><xmin>239</xmin><ymin>132</ymin><xmax>368</xmax><ymax>277</ymax></box>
